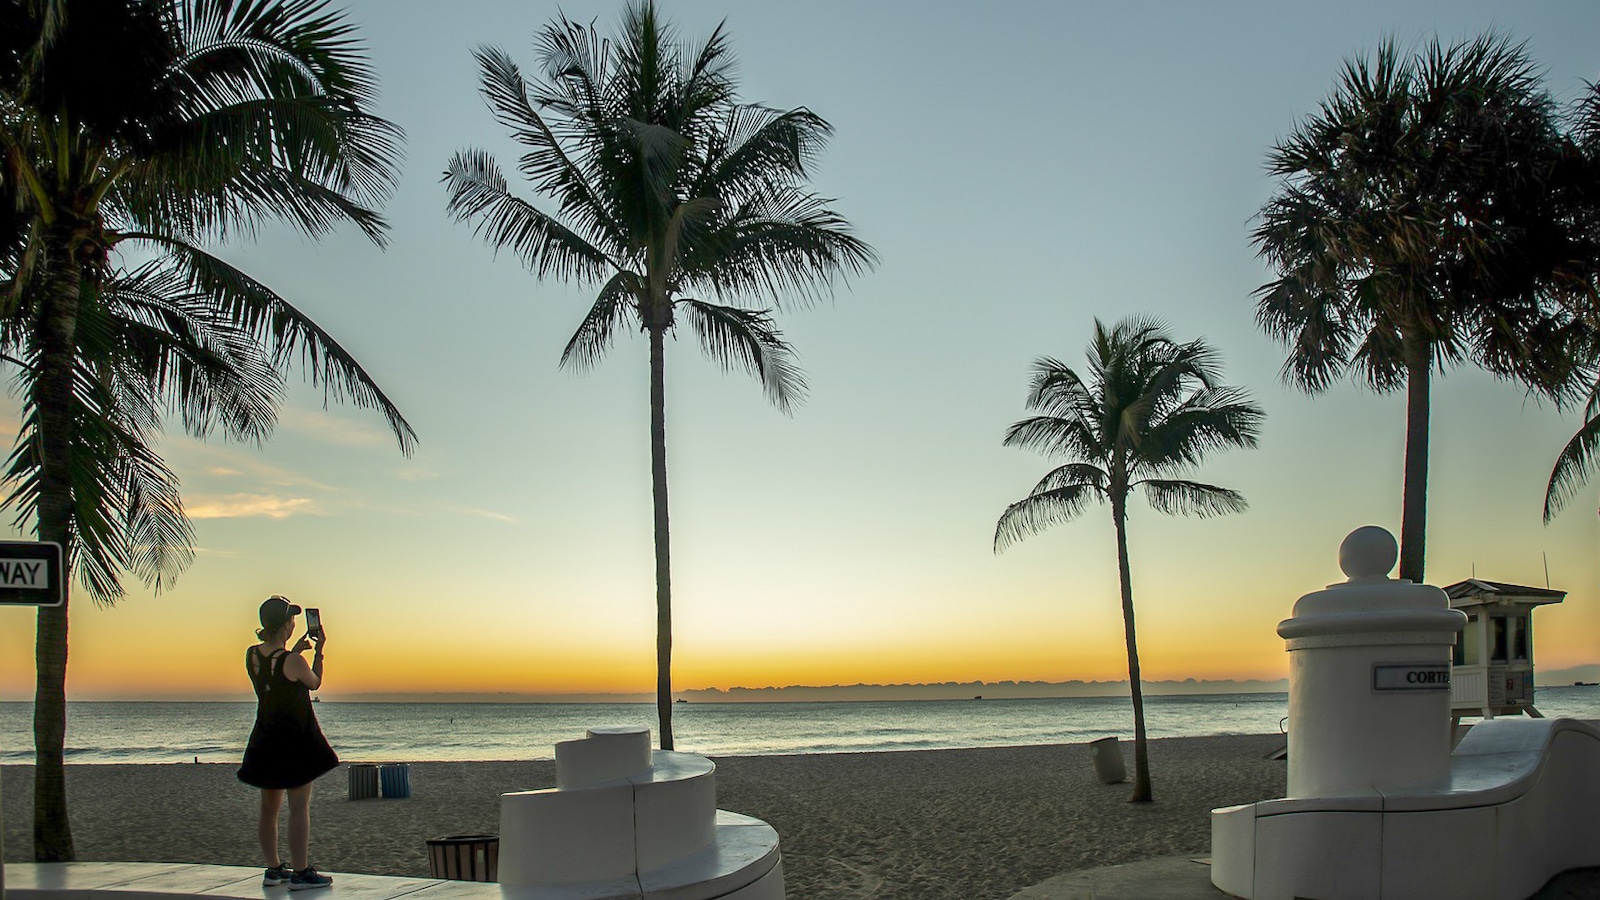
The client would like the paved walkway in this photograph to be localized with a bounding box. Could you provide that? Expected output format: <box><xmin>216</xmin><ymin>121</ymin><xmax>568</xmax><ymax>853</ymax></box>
<box><xmin>8</xmin><ymin>857</ymin><xmax>1599</xmax><ymax>900</ymax></box>
<box><xmin>1008</xmin><ymin>857</ymin><xmax>1224</xmax><ymax>900</ymax></box>
<box><xmin>1006</xmin><ymin>857</ymin><xmax>1600</xmax><ymax>900</ymax></box>
<box><xmin>2</xmin><ymin>862</ymin><xmax>495</xmax><ymax>900</ymax></box>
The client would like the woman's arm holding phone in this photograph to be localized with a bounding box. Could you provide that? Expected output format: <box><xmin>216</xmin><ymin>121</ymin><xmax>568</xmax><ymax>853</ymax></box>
<box><xmin>285</xmin><ymin>627</ymin><xmax>325</xmax><ymax>690</ymax></box>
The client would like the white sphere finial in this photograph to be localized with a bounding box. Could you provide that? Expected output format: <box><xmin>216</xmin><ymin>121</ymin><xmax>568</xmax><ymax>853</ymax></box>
<box><xmin>1339</xmin><ymin>526</ymin><xmax>1397</xmax><ymax>581</ymax></box>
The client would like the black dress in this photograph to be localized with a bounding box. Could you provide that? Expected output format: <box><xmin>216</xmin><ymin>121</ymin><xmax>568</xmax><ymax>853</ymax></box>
<box><xmin>237</xmin><ymin>647</ymin><xmax>338</xmax><ymax>789</ymax></box>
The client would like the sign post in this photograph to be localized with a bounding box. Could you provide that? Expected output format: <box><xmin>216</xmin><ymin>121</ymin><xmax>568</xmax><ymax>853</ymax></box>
<box><xmin>0</xmin><ymin>541</ymin><xmax>65</xmax><ymax>900</ymax></box>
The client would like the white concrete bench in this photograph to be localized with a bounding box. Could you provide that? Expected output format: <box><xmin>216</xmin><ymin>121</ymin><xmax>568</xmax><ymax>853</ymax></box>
<box><xmin>1213</xmin><ymin>718</ymin><xmax>1600</xmax><ymax>900</ymax></box>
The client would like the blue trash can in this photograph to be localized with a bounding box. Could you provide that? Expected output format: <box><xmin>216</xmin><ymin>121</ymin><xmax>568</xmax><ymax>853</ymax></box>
<box><xmin>379</xmin><ymin>763</ymin><xmax>412</xmax><ymax>799</ymax></box>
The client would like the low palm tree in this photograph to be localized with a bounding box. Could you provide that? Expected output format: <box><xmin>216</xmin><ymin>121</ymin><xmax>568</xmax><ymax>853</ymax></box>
<box><xmin>2</xmin><ymin>0</ymin><xmax>412</xmax><ymax>860</ymax></box>
<box><xmin>444</xmin><ymin>1</ymin><xmax>874</xmax><ymax>750</ymax></box>
<box><xmin>1255</xmin><ymin>35</ymin><xmax>1589</xmax><ymax>582</ymax></box>
<box><xmin>995</xmin><ymin>317</ymin><xmax>1262</xmax><ymax>802</ymax></box>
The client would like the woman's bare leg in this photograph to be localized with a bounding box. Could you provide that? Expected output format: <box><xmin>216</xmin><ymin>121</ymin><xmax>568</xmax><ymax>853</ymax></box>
<box><xmin>286</xmin><ymin>783</ymin><xmax>313</xmax><ymax>870</ymax></box>
<box><xmin>258</xmin><ymin>790</ymin><xmax>285</xmax><ymax>867</ymax></box>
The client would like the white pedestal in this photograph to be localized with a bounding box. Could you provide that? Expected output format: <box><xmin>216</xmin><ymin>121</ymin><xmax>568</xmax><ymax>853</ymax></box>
<box><xmin>500</xmin><ymin>726</ymin><xmax>784</xmax><ymax>899</ymax></box>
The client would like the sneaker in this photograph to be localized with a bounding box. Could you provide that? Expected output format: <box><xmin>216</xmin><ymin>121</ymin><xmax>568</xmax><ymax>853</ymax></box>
<box><xmin>288</xmin><ymin>868</ymin><xmax>333</xmax><ymax>891</ymax></box>
<box><xmin>263</xmin><ymin>865</ymin><xmax>290</xmax><ymax>887</ymax></box>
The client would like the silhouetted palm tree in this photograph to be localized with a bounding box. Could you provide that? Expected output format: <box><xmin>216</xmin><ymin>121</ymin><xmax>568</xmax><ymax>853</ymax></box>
<box><xmin>1543</xmin><ymin>82</ymin><xmax>1600</xmax><ymax>522</ymax></box>
<box><xmin>444</xmin><ymin>2</ymin><xmax>873</xmax><ymax>751</ymax></box>
<box><xmin>995</xmin><ymin>317</ymin><xmax>1262</xmax><ymax>802</ymax></box>
<box><xmin>1</xmin><ymin>0</ymin><xmax>411</xmax><ymax>860</ymax></box>
<box><xmin>1255</xmin><ymin>35</ymin><xmax>1589</xmax><ymax>581</ymax></box>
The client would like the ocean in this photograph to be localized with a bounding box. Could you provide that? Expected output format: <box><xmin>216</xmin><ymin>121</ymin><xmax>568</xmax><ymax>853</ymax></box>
<box><xmin>2</xmin><ymin>687</ymin><xmax>1596</xmax><ymax>765</ymax></box>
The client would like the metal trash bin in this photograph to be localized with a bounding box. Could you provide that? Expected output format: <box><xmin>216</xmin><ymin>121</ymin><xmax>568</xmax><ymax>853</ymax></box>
<box><xmin>379</xmin><ymin>762</ymin><xmax>412</xmax><ymax>799</ymax></box>
<box><xmin>348</xmin><ymin>764</ymin><xmax>379</xmax><ymax>801</ymax></box>
<box><xmin>1089</xmin><ymin>736</ymin><xmax>1126</xmax><ymax>784</ymax></box>
<box><xmin>427</xmin><ymin>834</ymin><xmax>498</xmax><ymax>882</ymax></box>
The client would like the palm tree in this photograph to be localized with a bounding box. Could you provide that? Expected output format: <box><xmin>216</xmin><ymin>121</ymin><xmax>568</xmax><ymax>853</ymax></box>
<box><xmin>1254</xmin><ymin>35</ymin><xmax>1589</xmax><ymax>582</ymax></box>
<box><xmin>1</xmin><ymin>0</ymin><xmax>412</xmax><ymax>860</ymax></box>
<box><xmin>1543</xmin><ymin>82</ymin><xmax>1600</xmax><ymax>522</ymax></box>
<box><xmin>994</xmin><ymin>317</ymin><xmax>1262</xmax><ymax>802</ymax></box>
<box><xmin>443</xmin><ymin>1</ymin><xmax>874</xmax><ymax>750</ymax></box>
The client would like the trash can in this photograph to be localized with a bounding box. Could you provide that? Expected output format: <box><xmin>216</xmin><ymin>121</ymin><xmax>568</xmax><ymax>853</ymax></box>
<box><xmin>1089</xmin><ymin>736</ymin><xmax>1126</xmax><ymax>784</ymax></box>
<box><xmin>379</xmin><ymin>762</ymin><xmax>412</xmax><ymax>799</ymax></box>
<box><xmin>427</xmin><ymin>834</ymin><xmax>499</xmax><ymax>882</ymax></box>
<box><xmin>348</xmin><ymin>764</ymin><xmax>379</xmax><ymax>801</ymax></box>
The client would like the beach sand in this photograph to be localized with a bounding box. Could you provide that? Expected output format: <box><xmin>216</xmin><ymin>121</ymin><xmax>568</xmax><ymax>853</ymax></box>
<box><xmin>3</xmin><ymin>734</ymin><xmax>1287</xmax><ymax>900</ymax></box>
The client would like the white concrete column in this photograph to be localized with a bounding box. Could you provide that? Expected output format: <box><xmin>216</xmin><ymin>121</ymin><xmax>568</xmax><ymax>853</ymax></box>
<box><xmin>1278</xmin><ymin>526</ymin><xmax>1466</xmax><ymax>798</ymax></box>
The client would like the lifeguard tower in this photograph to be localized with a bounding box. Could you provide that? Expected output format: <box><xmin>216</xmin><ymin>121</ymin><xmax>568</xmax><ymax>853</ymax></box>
<box><xmin>1445</xmin><ymin>578</ymin><xmax>1565</xmax><ymax>722</ymax></box>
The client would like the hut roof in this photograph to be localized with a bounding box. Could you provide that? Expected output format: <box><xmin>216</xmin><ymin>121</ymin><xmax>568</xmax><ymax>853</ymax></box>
<box><xmin>1442</xmin><ymin>579</ymin><xmax>1566</xmax><ymax>607</ymax></box>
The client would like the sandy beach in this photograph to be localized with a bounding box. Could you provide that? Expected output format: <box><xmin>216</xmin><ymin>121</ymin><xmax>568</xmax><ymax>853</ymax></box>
<box><xmin>3</xmin><ymin>734</ymin><xmax>1287</xmax><ymax>899</ymax></box>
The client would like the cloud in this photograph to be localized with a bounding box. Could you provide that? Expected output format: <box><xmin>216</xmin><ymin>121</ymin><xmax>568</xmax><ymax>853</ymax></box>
<box><xmin>279</xmin><ymin>406</ymin><xmax>391</xmax><ymax>449</ymax></box>
<box><xmin>451</xmin><ymin>506</ymin><xmax>519</xmax><ymax>525</ymax></box>
<box><xmin>392</xmin><ymin>466</ymin><xmax>441</xmax><ymax>482</ymax></box>
<box><xmin>187</xmin><ymin>494</ymin><xmax>320</xmax><ymax>520</ymax></box>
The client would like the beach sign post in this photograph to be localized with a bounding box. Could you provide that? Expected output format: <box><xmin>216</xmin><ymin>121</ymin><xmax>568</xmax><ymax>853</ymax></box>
<box><xmin>0</xmin><ymin>541</ymin><xmax>65</xmax><ymax>900</ymax></box>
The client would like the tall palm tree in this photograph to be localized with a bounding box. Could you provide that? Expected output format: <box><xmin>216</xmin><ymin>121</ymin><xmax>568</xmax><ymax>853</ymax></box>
<box><xmin>994</xmin><ymin>317</ymin><xmax>1262</xmax><ymax>802</ymax></box>
<box><xmin>1254</xmin><ymin>35</ymin><xmax>1589</xmax><ymax>582</ymax></box>
<box><xmin>1543</xmin><ymin>82</ymin><xmax>1600</xmax><ymax>522</ymax></box>
<box><xmin>1</xmin><ymin>0</ymin><xmax>412</xmax><ymax>860</ymax></box>
<box><xmin>444</xmin><ymin>1</ymin><xmax>873</xmax><ymax>750</ymax></box>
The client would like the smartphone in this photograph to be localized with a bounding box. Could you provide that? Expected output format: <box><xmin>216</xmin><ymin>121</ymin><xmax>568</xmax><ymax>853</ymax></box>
<box><xmin>305</xmin><ymin>607</ymin><xmax>323</xmax><ymax>640</ymax></box>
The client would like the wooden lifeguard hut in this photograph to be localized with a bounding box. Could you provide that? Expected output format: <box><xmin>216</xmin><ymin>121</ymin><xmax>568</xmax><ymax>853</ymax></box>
<box><xmin>1445</xmin><ymin>578</ymin><xmax>1565</xmax><ymax>722</ymax></box>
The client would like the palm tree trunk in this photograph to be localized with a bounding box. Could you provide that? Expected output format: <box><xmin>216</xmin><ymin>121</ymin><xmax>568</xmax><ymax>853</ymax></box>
<box><xmin>648</xmin><ymin>323</ymin><xmax>675</xmax><ymax>751</ymax></box>
<box><xmin>1399</xmin><ymin>332</ymin><xmax>1431</xmax><ymax>584</ymax></box>
<box><xmin>1111</xmin><ymin>494</ymin><xmax>1152</xmax><ymax>803</ymax></box>
<box><xmin>33</xmin><ymin>241</ymin><xmax>81</xmax><ymax>861</ymax></box>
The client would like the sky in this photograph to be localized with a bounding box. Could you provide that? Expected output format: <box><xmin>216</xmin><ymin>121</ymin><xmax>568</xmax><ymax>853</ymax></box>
<box><xmin>2</xmin><ymin>0</ymin><xmax>1599</xmax><ymax>700</ymax></box>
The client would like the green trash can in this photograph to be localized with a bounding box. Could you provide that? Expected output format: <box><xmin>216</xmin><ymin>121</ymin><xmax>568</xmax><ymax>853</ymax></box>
<box><xmin>1090</xmin><ymin>736</ymin><xmax>1127</xmax><ymax>784</ymax></box>
<box><xmin>348</xmin><ymin>764</ymin><xmax>379</xmax><ymax>800</ymax></box>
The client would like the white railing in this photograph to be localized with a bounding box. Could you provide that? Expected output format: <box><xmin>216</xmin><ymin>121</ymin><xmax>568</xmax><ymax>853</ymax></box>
<box><xmin>1452</xmin><ymin>666</ymin><xmax>1487</xmax><ymax>709</ymax></box>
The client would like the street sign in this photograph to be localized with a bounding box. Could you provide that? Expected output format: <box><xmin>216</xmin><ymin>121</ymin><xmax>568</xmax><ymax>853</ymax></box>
<box><xmin>0</xmin><ymin>541</ymin><xmax>64</xmax><ymax>607</ymax></box>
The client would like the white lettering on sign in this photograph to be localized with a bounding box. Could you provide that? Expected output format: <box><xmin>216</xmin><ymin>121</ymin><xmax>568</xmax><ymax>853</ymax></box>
<box><xmin>1373</xmin><ymin>664</ymin><xmax>1450</xmax><ymax>691</ymax></box>
<box><xmin>0</xmin><ymin>559</ymin><xmax>46</xmax><ymax>588</ymax></box>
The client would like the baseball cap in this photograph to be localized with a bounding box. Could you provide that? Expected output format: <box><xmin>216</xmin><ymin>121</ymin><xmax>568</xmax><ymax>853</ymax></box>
<box><xmin>259</xmin><ymin>595</ymin><xmax>302</xmax><ymax>631</ymax></box>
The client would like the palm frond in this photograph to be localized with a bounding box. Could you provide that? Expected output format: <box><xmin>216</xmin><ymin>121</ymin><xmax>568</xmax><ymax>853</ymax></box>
<box><xmin>1138</xmin><ymin>387</ymin><xmax>1265</xmax><ymax>475</ymax></box>
<box><xmin>687</xmin><ymin>187</ymin><xmax>876</xmax><ymax>307</ymax></box>
<box><xmin>473</xmin><ymin>45</ymin><xmax>622</xmax><ymax>252</ymax></box>
<box><xmin>678</xmin><ymin>298</ymin><xmax>805</xmax><ymax>412</ymax></box>
<box><xmin>1544</xmin><ymin>385</ymin><xmax>1600</xmax><ymax>521</ymax></box>
<box><xmin>97</xmin><ymin>260</ymin><xmax>283</xmax><ymax>443</ymax></box>
<box><xmin>560</xmin><ymin>271</ymin><xmax>641</xmax><ymax>371</ymax></box>
<box><xmin>696</xmin><ymin>105</ymin><xmax>832</xmax><ymax>201</ymax></box>
<box><xmin>1139</xmin><ymin>479</ymin><xmax>1250</xmax><ymax>518</ymax></box>
<box><xmin>994</xmin><ymin>481</ymin><xmax>1099</xmax><ymax>553</ymax></box>
<box><xmin>129</xmin><ymin>233</ymin><xmax>416</xmax><ymax>455</ymax></box>
<box><xmin>1001</xmin><ymin>414</ymin><xmax>1103</xmax><ymax>463</ymax></box>
<box><xmin>443</xmin><ymin>148</ymin><xmax>613</xmax><ymax>282</ymax></box>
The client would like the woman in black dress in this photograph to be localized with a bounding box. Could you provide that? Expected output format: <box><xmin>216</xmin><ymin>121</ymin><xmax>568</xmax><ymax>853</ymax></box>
<box><xmin>238</xmin><ymin>596</ymin><xmax>337</xmax><ymax>890</ymax></box>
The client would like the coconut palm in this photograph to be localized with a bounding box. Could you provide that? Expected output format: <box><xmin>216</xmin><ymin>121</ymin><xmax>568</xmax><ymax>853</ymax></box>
<box><xmin>1</xmin><ymin>0</ymin><xmax>412</xmax><ymax>860</ymax></box>
<box><xmin>443</xmin><ymin>1</ymin><xmax>874</xmax><ymax>750</ymax></box>
<box><xmin>995</xmin><ymin>317</ymin><xmax>1263</xmax><ymax>802</ymax></box>
<box><xmin>1254</xmin><ymin>35</ymin><xmax>1590</xmax><ymax>582</ymax></box>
